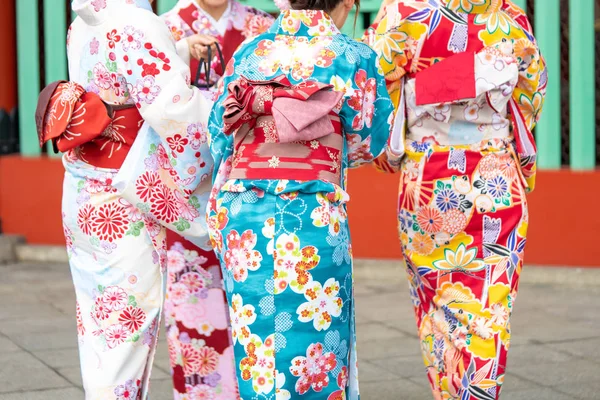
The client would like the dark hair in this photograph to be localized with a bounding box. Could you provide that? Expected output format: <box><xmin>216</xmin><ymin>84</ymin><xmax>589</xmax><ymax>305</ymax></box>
<box><xmin>289</xmin><ymin>0</ymin><xmax>360</xmax><ymax>18</ymax></box>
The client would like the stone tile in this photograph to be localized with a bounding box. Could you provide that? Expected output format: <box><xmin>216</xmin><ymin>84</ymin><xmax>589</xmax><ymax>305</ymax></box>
<box><xmin>0</xmin><ymin>303</ymin><xmax>66</xmax><ymax>321</ymax></box>
<box><xmin>148</xmin><ymin>378</ymin><xmax>175</xmax><ymax>399</ymax></box>
<box><xmin>558</xmin><ymin>380</ymin><xmax>600</xmax><ymax>400</ymax></box>
<box><xmin>510</xmin><ymin>310</ymin><xmax>598</xmax><ymax>344</ymax></box>
<box><xmin>356</xmin><ymin>321</ymin><xmax>406</xmax><ymax>342</ymax></box>
<box><xmin>8</xmin><ymin>329</ymin><xmax>78</xmax><ymax>352</ymax></box>
<box><xmin>506</xmin><ymin>344</ymin><xmax>575</xmax><ymax>367</ymax></box>
<box><xmin>153</xmin><ymin>337</ymin><xmax>172</xmax><ymax>374</ymax></box>
<box><xmin>357</xmin><ymin>360</ymin><xmax>399</xmax><ymax>383</ymax></box>
<box><xmin>552</xmin><ymin>337</ymin><xmax>600</xmax><ymax>362</ymax></box>
<box><xmin>0</xmin><ymin>351</ymin><xmax>71</xmax><ymax>393</ymax></box>
<box><xmin>360</xmin><ymin>377</ymin><xmax>432</xmax><ymax>400</ymax></box>
<box><xmin>357</xmin><ymin>336</ymin><xmax>421</xmax><ymax>361</ymax></box>
<box><xmin>498</xmin><ymin>387</ymin><xmax>576</xmax><ymax>400</ymax></box>
<box><xmin>57</xmin><ymin>367</ymin><xmax>83</xmax><ymax>388</ymax></box>
<box><xmin>0</xmin><ymin>388</ymin><xmax>83</xmax><ymax>400</ymax></box>
<box><xmin>500</xmin><ymin>373</ymin><xmax>543</xmax><ymax>393</ymax></box>
<box><xmin>0</xmin><ymin>316</ymin><xmax>76</xmax><ymax>336</ymax></box>
<box><xmin>509</xmin><ymin>359</ymin><xmax>599</xmax><ymax>388</ymax></box>
<box><xmin>0</xmin><ymin>336</ymin><xmax>20</xmax><ymax>353</ymax></box>
<box><xmin>32</xmin><ymin>348</ymin><xmax>81</xmax><ymax>369</ymax></box>
<box><xmin>368</xmin><ymin>355</ymin><xmax>427</xmax><ymax>379</ymax></box>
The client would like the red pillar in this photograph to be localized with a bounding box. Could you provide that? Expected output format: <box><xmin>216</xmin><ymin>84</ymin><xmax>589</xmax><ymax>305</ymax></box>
<box><xmin>0</xmin><ymin>0</ymin><xmax>17</xmax><ymax>112</ymax></box>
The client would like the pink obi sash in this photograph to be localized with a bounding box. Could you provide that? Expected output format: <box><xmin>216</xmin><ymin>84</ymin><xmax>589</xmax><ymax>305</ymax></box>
<box><xmin>222</xmin><ymin>75</ymin><xmax>345</xmax><ymax>183</ymax></box>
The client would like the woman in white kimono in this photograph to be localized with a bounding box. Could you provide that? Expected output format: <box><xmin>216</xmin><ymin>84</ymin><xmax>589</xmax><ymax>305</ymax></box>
<box><xmin>54</xmin><ymin>0</ymin><xmax>216</xmax><ymax>398</ymax></box>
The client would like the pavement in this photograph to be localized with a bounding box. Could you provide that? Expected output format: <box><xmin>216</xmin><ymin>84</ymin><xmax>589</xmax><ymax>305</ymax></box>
<box><xmin>0</xmin><ymin>260</ymin><xmax>599</xmax><ymax>400</ymax></box>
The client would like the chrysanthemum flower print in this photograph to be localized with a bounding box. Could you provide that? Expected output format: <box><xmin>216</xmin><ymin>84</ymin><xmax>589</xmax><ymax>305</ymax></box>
<box><xmin>224</xmin><ymin>229</ymin><xmax>262</xmax><ymax>282</ymax></box>
<box><xmin>230</xmin><ymin>294</ymin><xmax>257</xmax><ymax>345</ymax></box>
<box><xmin>289</xmin><ymin>343</ymin><xmax>337</xmax><ymax>394</ymax></box>
<box><xmin>240</xmin><ymin>334</ymin><xmax>276</xmax><ymax>394</ymax></box>
<box><xmin>274</xmin><ymin>233</ymin><xmax>319</xmax><ymax>294</ymax></box>
<box><xmin>296</xmin><ymin>278</ymin><xmax>343</xmax><ymax>331</ymax></box>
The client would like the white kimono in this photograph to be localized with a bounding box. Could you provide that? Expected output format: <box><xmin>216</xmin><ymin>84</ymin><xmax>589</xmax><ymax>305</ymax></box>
<box><xmin>63</xmin><ymin>0</ymin><xmax>213</xmax><ymax>398</ymax></box>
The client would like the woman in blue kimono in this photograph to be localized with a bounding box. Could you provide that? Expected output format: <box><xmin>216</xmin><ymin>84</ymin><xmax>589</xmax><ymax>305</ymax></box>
<box><xmin>206</xmin><ymin>0</ymin><xmax>394</xmax><ymax>398</ymax></box>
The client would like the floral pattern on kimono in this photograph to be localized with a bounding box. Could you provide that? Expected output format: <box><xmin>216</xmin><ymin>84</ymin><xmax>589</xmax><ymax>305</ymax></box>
<box><xmin>366</xmin><ymin>1</ymin><xmax>546</xmax><ymax>399</ymax></box>
<box><xmin>207</xmin><ymin>10</ymin><xmax>394</xmax><ymax>399</ymax></box>
<box><xmin>161</xmin><ymin>1</ymin><xmax>274</xmax><ymax>398</ymax></box>
<box><xmin>63</xmin><ymin>0</ymin><xmax>214</xmax><ymax>398</ymax></box>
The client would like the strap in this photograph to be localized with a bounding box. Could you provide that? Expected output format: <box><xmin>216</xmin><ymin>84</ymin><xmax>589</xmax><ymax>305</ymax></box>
<box><xmin>193</xmin><ymin>42</ymin><xmax>226</xmax><ymax>90</ymax></box>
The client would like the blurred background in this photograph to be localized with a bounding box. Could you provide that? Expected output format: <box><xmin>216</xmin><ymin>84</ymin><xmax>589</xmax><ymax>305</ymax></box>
<box><xmin>0</xmin><ymin>1</ymin><xmax>599</xmax><ymax>400</ymax></box>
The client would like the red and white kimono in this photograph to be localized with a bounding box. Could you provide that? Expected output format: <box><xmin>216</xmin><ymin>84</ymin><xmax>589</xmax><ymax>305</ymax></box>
<box><xmin>161</xmin><ymin>2</ymin><xmax>274</xmax><ymax>399</ymax></box>
<box><xmin>53</xmin><ymin>0</ymin><xmax>214</xmax><ymax>398</ymax></box>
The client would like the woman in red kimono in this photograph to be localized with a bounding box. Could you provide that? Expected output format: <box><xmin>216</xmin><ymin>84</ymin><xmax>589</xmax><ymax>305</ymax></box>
<box><xmin>160</xmin><ymin>2</ymin><xmax>274</xmax><ymax>399</ymax></box>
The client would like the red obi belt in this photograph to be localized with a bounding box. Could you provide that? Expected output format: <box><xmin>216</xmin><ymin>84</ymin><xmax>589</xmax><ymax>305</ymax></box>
<box><xmin>36</xmin><ymin>81</ymin><xmax>143</xmax><ymax>169</ymax></box>
<box><xmin>222</xmin><ymin>75</ymin><xmax>344</xmax><ymax>184</ymax></box>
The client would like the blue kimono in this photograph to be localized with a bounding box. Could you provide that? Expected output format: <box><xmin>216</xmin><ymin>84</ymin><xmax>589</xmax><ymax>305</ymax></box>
<box><xmin>207</xmin><ymin>9</ymin><xmax>394</xmax><ymax>399</ymax></box>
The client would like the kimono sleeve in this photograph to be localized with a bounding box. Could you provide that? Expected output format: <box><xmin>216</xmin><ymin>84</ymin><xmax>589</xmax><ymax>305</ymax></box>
<box><xmin>114</xmin><ymin>13</ymin><xmax>214</xmax><ymax>197</ymax></box>
<box><xmin>339</xmin><ymin>46</ymin><xmax>394</xmax><ymax>169</ymax></box>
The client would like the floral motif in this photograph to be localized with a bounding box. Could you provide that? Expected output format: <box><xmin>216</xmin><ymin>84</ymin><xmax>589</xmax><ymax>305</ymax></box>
<box><xmin>296</xmin><ymin>278</ymin><xmax>343</xmax><ymax>331</ymax></box>
<box><xmin>224</xmin><ymin>230</ymin><xmax>262</xmax><ymax>282</ymax></box>
<box><xmin>289</xmin><ymin>343</ymin><xmax>336</xmax><ymax>394</ymax></box>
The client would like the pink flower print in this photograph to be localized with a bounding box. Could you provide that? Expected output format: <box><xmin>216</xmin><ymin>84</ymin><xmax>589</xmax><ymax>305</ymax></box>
<box><xmin>224</xmin><ymin>229</ymin><xmax>262</xmax><ymax>282</ymax></box>
<box><xmin>76</xmin><ymin>302</ymin><xmax>85</xmax><ymax>336</ymax></box>
<box><xmin>180</xmin><ymin>343</ymin><xmax>202</xmax><ymax>376</ymax></box>
<box><xmin>91</xmin><ymin>0</ymin><xmax>107</xmax><ymax>12</ymax></box>
<box><xmin>121</xmin><ymin>26</ymin><xmax>144</xmax><ymax>52</ymax></box>
<box><xmin>110</xmin><ymin>73</ymin><xmax>128</xmax><ymax>97</ymax></box>
<box><xmin>180</xmin><ymin>272</ymin><xmax>206</xmax><ymax>293</ymax></box>
<box><xmin>105</xmin><ymin>323</ymin><xmax>130</xmax><ymax>349</ymax></box>
<box><xmin>169</xmin><ymin>283</ymin><xmax>191</xmax><ymax>306</ymax></box>
<box><xmin>118</xmin><ymin>306</ymin><xmax>146</xmax><ymax>333</ymax></box>
<box><xmin>90</xmin><ymin>38</ymin><xmax>99</xmax><ymax>55</ymax></box>
<box><xmin>114</xmin><ymin>379</ymin><xmax>138</xmax><ymax>400</ymax></box>
<box><xmin>174</xmin><ymin>190</ymin><xmax>200</xmax><ymax>222</ymax></box>
<box><xmin>135</xmin><ymin>171</ymin><xmax>160</xmax><ymax>202</ymax></box>
<box><xmin>144</xmin><ymin>216</ymin><xmax>162</xmax><ymax>238</ymax></box>
<box><xmin>347</xmin><ymin>69</ymin><xmax>376</xmax><ymax>130</ymax></box>
<box><xmin>118</xmin><ymin>198</ymin><xmax>142</xmax><ymax>222</ymax></box>
<box><xmin>197</xmin><ymin>347</ymin><xmax>220</xmax><ymax>377</ymax></box>
<box><xmin>102</xmin><ymin>286</ymin><xmax>129</xmax><ymax>312</ymax></box>
<box><xmin>188</xmin><ymin>384</ymin><xmax>216</xmax><ymax>400</ymax></box>
<box><xmin>167</xmin><ymin>248</ymin><xmax>186</xmax><ymax>273</ymax></box>
<box><xmin>327</xmin><ymin>366</ymin><xmax>348</xmax><ymax>400</ymax></box>
<box><xmin>186</xmin><ymin>123</ymin><xmax>207</xmax><ymax>149</ymax></box>
<box><xmin>93</xmin><ymin>63</ymin><xmax>112</xmax><ymax>90</ymax></box>
<box><xmin>133</xmin><ymin>76</ymin><xmax>161</xmax><ymax>105</ymax></box>
<box><xmin>289</xmin><ymin>343</ymin><xmax>336</xmax><ymax>394</ymax></box>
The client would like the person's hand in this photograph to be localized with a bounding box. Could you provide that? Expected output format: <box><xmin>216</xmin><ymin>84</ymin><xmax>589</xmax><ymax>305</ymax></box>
<box><xmin>186</xmin><ymin>34</ymin><xmax>218</xmax><ymax>60</ymax></box>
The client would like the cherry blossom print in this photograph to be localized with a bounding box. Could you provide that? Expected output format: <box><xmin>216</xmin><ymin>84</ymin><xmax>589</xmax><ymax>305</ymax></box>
<box><xmin>327</xmin><ymin>366</ymin><xmax>348</xmax><ymax>400</ymax></box>
<box><xmin>90</xmin><ymin>37</ymin><xmax>100</xmax><ymax>55</ymax></box>
<box><xmin>296</xmin><ymin>278</ymin><xmax>343</xmax><ymax>331</ymax></box>
<box><xmin>135</xmin><ymin>171</ymin><xmax>160</xmax><ymax>202</ymax></box>
<box><xmin>91</xmin><ymin>202</ymin><xmax>128</xmax><ymax>242</ymax></box>
<box><xmin>118</xmin><ymin>306</ymin><xmax>146</xmax><ymax>332</ymax></box>
<box><xmin>150</xmin><ymin>184</ymin><xmax>180</xmax><ymax>224</ymax></box>
<box><xmin>240</xmin><ymin>334</ymin><xmax>275</xmax><ymax>394</ymax></box>
<box><xmin>289</xmin><ymin>343</ymin><xmax>336</xmax><ymax>394</ymax></box>
<box><xmin>105</xmin><ymin>323</ymin><xmax>130</xmax><ymax>349</ymax></box>
<box><xmin>121</xmin><ymin>26</ymin><xmax>144</xmax><ymax>52</ymax></box>
<box><xmin>274</xmin><ymin>233</ymin><xmax>319</xmax><ymax>295</ymax></box>
<box><xmin>91</xmin><ymin>0</ymin><xmax>107</xmax><ymax>12</ymax></box>
<box><xmin>347</xmin><ymin>69</ymin><xmax>376</xmax><ymax>130</ymax></box>
<box><xmin>133</xmin><ymin>76</ymin><xmax>161</xmax><ymax>105</ymax></box>
<box><xmin>223</xmin><ymin>230</ymin><xmax>262</xmax><ymax>282</ymax></box>
<box><xmin>229</xmin><ymin>294</ymin><xmax>257</xmax><ymax>345</ymax></box>
<box><xmin>102</xmin><ymin>286</ymin><xmax>129</xmax><ymax>312</ymax></box>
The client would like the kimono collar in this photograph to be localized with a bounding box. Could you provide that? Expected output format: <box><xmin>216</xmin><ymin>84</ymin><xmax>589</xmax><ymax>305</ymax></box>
<box><xmin>73</xmin><ymin>0</ymin><xmax>153</xmax><ymax>26</ymax></box>
<box><xmin>440</xmin><ymin>0</ymin><xmax>504</xmax><ymax>14</ymax></box>
<box><xmin>269</xmin><ymin>10</ymin><xmax>341</xmax><ymax>36</ymax></box>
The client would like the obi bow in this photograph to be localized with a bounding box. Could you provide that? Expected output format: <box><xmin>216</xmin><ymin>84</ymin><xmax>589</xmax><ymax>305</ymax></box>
<box><xmin>222</xmin><ymin>75</ymin><xmax>343</xmax><ymax>143</ymax></box>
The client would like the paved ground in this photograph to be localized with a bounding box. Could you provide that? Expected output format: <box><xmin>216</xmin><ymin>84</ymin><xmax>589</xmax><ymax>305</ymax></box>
<box><xmin>0</xmin><ymin>260</ymin><xmax>599</xmax><ymax>400</ymax></box>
